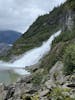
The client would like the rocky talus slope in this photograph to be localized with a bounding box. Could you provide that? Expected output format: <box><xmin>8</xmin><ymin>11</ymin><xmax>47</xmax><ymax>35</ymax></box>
<box><xmin>0</xmin><ymin>61</ymin><xmax>75</xmax><ymax>100</ymax></box>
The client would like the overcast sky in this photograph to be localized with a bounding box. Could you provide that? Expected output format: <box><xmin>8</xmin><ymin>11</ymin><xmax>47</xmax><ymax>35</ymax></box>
<box><xmin>0</xmin><ymin>0</ymin><xmax>66</xmax><ymax>33</ymax></box>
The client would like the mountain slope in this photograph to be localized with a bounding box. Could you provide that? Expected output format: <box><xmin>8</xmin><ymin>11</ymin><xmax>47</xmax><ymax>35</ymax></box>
<box><xmin>2</xmin><ymin>0</ymin><xmax>75</xmax><ymax>76</ymax></box>
<box><xmin>9</xmin><ymin>4</ymin><xmax>66</xmax><ymax>55</ymax></box>
<box><xmin>8</xmin><ymin>0</ymin><xmax>74</xmax><ymax>56</ymax></box>
<box><xmin>9</xmin><ymin>0</ymin><xmax>75</xmax><ymax>88</ymax></box>
<box><xmin>0</xmin><ymin>30</ymin><xmax>21</xmax><ymax>44</ymax></box>
<box><xmin>0</xmin><ymin>0</ymin><xmax>75</xmax><ymax>100</ymax></box>
<box><xmin>0</xmin><ymin>43</ymin><xmax>12</xmax><ymax>56</ymax></box>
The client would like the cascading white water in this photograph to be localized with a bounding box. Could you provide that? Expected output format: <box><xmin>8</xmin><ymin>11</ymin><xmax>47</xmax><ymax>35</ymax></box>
<box><xmin>0</xmin><ymin>30</ymin><xmax>61</xmax><ymax>75</ymax></box>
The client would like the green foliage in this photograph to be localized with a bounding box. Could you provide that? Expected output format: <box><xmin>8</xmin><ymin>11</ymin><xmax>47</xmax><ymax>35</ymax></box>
<box><xmin>63</xmin><ymin>44</ymin><xmax>75</xmax><ymax>75</ymax></box>
<box><xmin>32</xmin><ymin>69</ymin><xmax>44</xmax><ymax>85</ymax></box>
<box><xmin>31</xmin><ymin>68</ymin><xmax>48</xmax><ymax>85</ymax></box>
<box><xmin>48</xmin><ymin>87</ymin><xmax>74</xmax><ymax>100</ymax></box>
<box><xmin>53</xmin><ymin>29</ymin><xmax>75</xmax><ymax>46</ymax></box>
<box><xmin>31</xmin><ymin>94</ymin><xmax>39</xmax><ymax>100</ymax></box>
<box><xmin>66</xmin><ymin>0</ymin><xmax>75</xmax><ymax>10</ymax></box>
<box><xmin>40</xmin><ymin>28</ymin><xmax>75</xmax><ymax>75</ymax></box>
<box><xmin>21</xmin><ymin>94</ymin><xmax>39</xmax><ymax>100</ymax></box>
<box><xmin>10</xmin><ymin>24</ymin><xmax>60</xmax><ymax>56</ymax></box>
<box><xmin>40</xmin><ymin>42</ymin><xmax>67</xmax><ymax>72</ymax></box>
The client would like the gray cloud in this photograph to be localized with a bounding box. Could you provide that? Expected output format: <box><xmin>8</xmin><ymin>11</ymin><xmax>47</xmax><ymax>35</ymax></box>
<box><xmin>0</xmin><ymin>0</ymin><xmax>66</xmax><ymax>33</ymax></box>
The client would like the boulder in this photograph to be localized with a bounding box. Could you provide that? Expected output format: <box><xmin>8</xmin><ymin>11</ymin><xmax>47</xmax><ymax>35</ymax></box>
<box><xmin>0</xmin><ymin>83</ymin><xmax>5</xmax><ymax>93</ymax></box>
<box><xmin>39</xmin><ymin>89</ymin><xmax>49</xmax><ymax>97</ymax></box>
<box><xmin>49</xmin><ymin>61</ymin><xmax>66</xmax><ymax>84</ymax></box>
<box><xmin>25</xmin><ymin>62</ymin><xmax>41</xmax><ymax>72</ymax></box>
<box><xmin>45</xmin><ymin>79</ymin><xmax>56</xmax><ymax>89</ymax></box>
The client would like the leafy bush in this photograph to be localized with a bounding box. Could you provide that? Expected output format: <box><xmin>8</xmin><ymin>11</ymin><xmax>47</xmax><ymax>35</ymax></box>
<box><xmin>63</xmin><ymin>44</ymin><xmax>75</xmax><ymax>75</ymax></box>
<box><xmin>48</xmin><ymin>87</ymin><xmax>74</xmax><ymax>100</ymax></box>
<box><xmin>66</xmin><ymin>0</ymin><xmax>75</xmax><ymax>10</ymax></box>
<box><xmin>53</xmin><ymin>29</ymin><xmax>75</xmax><ymax>46</ymax></box>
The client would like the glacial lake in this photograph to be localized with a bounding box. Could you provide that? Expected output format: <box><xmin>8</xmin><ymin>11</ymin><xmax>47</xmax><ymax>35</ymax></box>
<box><xmin>0</xmin><ymin>70</ymin><xmax>20</xmax><ymax>85</ymax></box>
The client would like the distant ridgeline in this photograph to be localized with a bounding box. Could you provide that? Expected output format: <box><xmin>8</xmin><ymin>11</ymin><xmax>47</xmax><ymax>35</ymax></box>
<box><xmin>1</xmin><ymin>0</ymin><xmax>75</xmax><ymax>63</ymax></box>
<box><xmin>0</xmin><ymin>30</ymin><xmax>21</xmax><ymax>44</ymax></box>
<box><xmin>0</xmin><ymin>30</ymin><xmax>21</xmax><ymax>58</ymax></box>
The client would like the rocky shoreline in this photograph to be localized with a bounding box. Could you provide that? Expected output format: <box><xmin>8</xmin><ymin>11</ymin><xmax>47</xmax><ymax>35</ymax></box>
<box><xmin>0</xmin><ymin>61</ymin><xmax>75</xmax><ymax>100</ymax></box>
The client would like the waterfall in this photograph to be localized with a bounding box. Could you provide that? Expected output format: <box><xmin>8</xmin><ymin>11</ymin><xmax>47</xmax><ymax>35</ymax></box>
<box><xmin>0</xmin><ymin>30</ymin><xmax>61</xmax><ymax>75</ymax></box>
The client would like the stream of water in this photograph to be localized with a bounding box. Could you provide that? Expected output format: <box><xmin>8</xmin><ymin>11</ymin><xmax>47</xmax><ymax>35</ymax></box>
<box><xmin>0</xmin><ymin>30</ymin><xmax>61</xmax><ymax>84</ymax></box>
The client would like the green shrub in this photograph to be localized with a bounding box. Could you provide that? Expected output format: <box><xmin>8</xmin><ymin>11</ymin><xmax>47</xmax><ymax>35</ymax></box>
<box><xmin>53</xmin><ymin>29</ymin><xmax>75</xmax><ymax>46</ymax></box>
<box><xmin>48</xmin><ymin>87</ymin><xmax>74</xmax><ymax>100</ymax></box>
<box><xmin>63</xmin><ymin>44</ymin><xmax>75</xmax><ymax>75</ymax></box>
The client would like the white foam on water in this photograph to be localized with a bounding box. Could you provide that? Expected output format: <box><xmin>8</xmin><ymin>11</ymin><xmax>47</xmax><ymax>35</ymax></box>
<box><xmin>0</xmin><ymin>30</ymin><xmax>61</xmax><ymax>75</ymax></box>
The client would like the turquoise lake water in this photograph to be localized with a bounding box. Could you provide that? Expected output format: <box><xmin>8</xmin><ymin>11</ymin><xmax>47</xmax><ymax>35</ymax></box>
<box><xmin>0</xmin><ymin>70</ymin><xmax>20</xmax><ymax>85</ymax></box>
